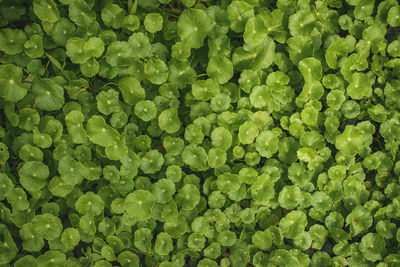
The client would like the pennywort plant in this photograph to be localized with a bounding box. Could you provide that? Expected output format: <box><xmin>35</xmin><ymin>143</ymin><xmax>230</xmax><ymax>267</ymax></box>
<box><xmin>0</xmin><ymin>0</ymin><xmax>400</xmax><ymax>266</ymax></box>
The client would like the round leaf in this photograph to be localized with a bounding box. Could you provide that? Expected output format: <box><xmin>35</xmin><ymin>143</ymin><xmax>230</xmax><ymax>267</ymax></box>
<box><xmin>124</xmin><ymin>190</ymin><xmax>155</xmax><ymax>221</ymax></box>
<box><xmin>178</xmin><ymin>9</ymin><xmax>211</xmax><ymax>48</ymax></box>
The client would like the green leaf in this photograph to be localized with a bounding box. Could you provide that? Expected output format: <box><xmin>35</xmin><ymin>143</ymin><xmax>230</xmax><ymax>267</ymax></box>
<box><xmin>252</xmin><ymin>230</ymin><xmax>272</xmax><ymax>250</ymax></box>
<box><xmin>294</xmin><ymin>231</ymin><xmax>312</xmax><ymax>251</ymax></box>
<box><xmin>0</xmin><ymin>28</ymin><xmax>27</xmax><ymax>55</ymax></box>
<box><xmin>52</xmin><ymin>18</ymin><xmax>76</xmax><ymax>46</ymax></box>
<box><xmin>312</xmin><ymin>191</ymin><xmax>333</xmax><ymax>211</ymax></box>
<box><xmin>48</xmin><ymin>176</ymin><xmax>74</xmax><ymax>197</ymax></box>
<box><xmin>33</xmin><ymin>127</ymin><xmax>52</xmax><ymax>148</ymax></box>
<box><xmin>309</xmin><ymin>225</ymin><xmax>327</xmax><ymax>250</ymax></box>
<box><xmin>345</xmin><ymin>205</ymin><xmax>373</xmax><ymax>236</ymax></box>
<box><xmin>259</xmin><ymin>9</ymin><xmax>287</xmax><ymax>43</ymax></box>
<box><xmin>102</xmin><ymin>4</ymin><xmax>124</xmax><ymax>29</ymax></box>
<box><xmin>216</xmin><ymin>172</ymin><xmax>241</xmax><ymax>193</ymax></box>
<box><xmin>14</xmin><ymin>256</ymin><xmax>37</xmax><ymax>267</ymax></box>
<box><xmin>288</xmin><ymin>10</ymin><xmax>316</xmax><ymax>36</ymax></box>
<box><xmin>335</xmin><ymin>125</ymin><xmax>364</xmax><ymax>156</ymax></box>
<box><xmin>182</xmin><ymin>144</ymin><xmax>208</xmax><ymax>171</ymax></box>
<box><xmin>255</xmin><ymin>130</ymin><xmax>279</xmax><ymax>158</ymax></box>
<box><xmin>175</xmin><ymin>184</ymin><xmax>200</xmax><ymax>210</ymax></box>
<box><xmin>279</xmin><ymin>210</ymin><xmax>308</xmax><ymax>239</ymax></box>
<box><xmin>45</xmin><ymin>52</ymin><xmax>63</xmax><ymax>71</ymax></box>
<box><xmin>0</xmin><ymin>64</ymin><xmax>27</xmax><ymax>102</ymax></box>
<box><xmin>298</xmin><ymin>58</ymin><xmax>322</xmax><ymax>83</ymax></box>
<box><xmin>239</xmin><ymin>69</ymin><xmax>260</xmax><ymax>93</ymax></box>
<box><xmin>0</xmin><ymin>224</ymin><xmax>18</xmax><ymax>264</ymax></box>
<box><xmin>354</xmin><ymin>0</ymin><xmax>374</xmax><ymax>20</ymax></box>
<box><xmin>144</xmin><ymin>13</ymin><xmax>163</xmax><ymax>33</ymax></box>
<box><xmin>124</xmin><ymin>190</ymin><xmax>155</xmax><ymax>221</ymax></box>
<box><xmin>96</xmin><ymin>89</ymin><xmax>121</xmax><ymax>115</ymax></box>
<box><xmin>65</xmin><ymin>110</ymin><xmax>88</xmax><ymax>144</ymax></box>
<box><xmin>101</xmin><ymin>245</ymin><xmax>116</xmax><ymax>261</ymax></box>
<box><xmin>204</xmin><ymin>243</ymin><xmax>221</xmax><ymax>259</ymax></box>
<box><xmin>326</xmin><ymin>38</ymin><xmax>351</xmax><ymax>69</ymax></box>
<box><xmin>207</xmin><ymin>148</ymin><xmax>227</xmax><ymax>168</ymax></box>
<box><xmin>217</xmin><ymin>230</ymin><xmax>236</xmax><ymax>247</ymax></box>
<box><xmin>140</xmin><ymin>149</ymin><xmax>164</xmax><ymax>174</ymax></box>
<box><xmin>297</xmin><ymin>147</ymin><xmax>317</xmax><ymax>162</ymax></box>
<box><xmin>210</xmin><ymin>93</ymin><xmax>231</xmax><ymax>113</ymax></box>
<box><xmin>83</xmin><ymin>37</ymin><xmax>105</xmax><ymax>58</ymax></box>
<box><xmin>134</xmin><ymin>228</ymin><xmax>152</xmax><ymax>253</ymax></box>
<box><xmin>66</xmin><ymin>37</ymin><xmax>90</xmax><ymax>64</ymax></box>
<box><xmin>278</xmin><ymin>185</ymin><xmax>303</xmax><ymax>210</ymax></box>
<box><xmin>159</xmin><ymin>108</ymin><xmax>181</xmax><ymax>133</ymax></box>
<box><xmin>359</xmin><ymin>233</ymin><xmax>386</xmax><ymax>261</ymax></box>
<box><xmin>152</xmin><ymin>179</ymin><xmax>175</xmax><ymax>204</ymax></box>
<box><xmin>20</xmin><ymin>224</ymin><xmax>44</xmax><ymax>252</ymax></box>
<box><xmin>7</xmin><ymin>188</ymin><xmax>29</xmax><ymax>211</ymax></box>
<box><xmin>31</xmin><ymin>213</ymin><xmax>63</xmax><ymax>241</ymax></box>
<box><xmin>134</xmin><ymin>100</ymin><xmax>157</xmax><ymax>122</ymax></box>
<box><xmin>346</xmin><ymin>72</ymin><xmax>372</xmax><ymax>100</ymax></box>
<box><xmin>128</xmin><ymin>32</ymin><xmax>151</xmax><ymax>59</ymax></box>
<box><xmin>388</xmin><ymin>5</ymin><xmax>400</xmax><ymax>26</ymax></box>
<box><xmin>192</xmin><ymin>79</ymin><xmax>220</xmax><ymax>101</ymax></box>
<box><xmin>388</xmin><ymin>40</ymin><xmax>400</xmax><ymax>57</ymax></box>
<box><xmin>185</xmin><ymin>124</ymin><xmax>204</xmax><ymax>145</ymax></box>
<box><xmin>206</xmin><ymin>56</ymin><xmax>234</xmax><ymax>85</ymax></box>
<box><xmin>164</xmin><ymin>217</ymin><xmax>188</xmax><ymax>238</ymax></box>
<box><xmin>243</xmin><ymin>15</ymin><xmax>267</xmax><ymax>46</ymax></box>
<box><xmin>86</xmin><ymin>115</ymin><xmax>120</xmax><ymax>147</ymax></box>
<box><xmin>326</xmin><ymin>90</ymin><xmax>346</xmax><ymax>110</ymax></box>
<box><xmin>232</xmin><ymin>37</ymin><xmax>276</xmax><ymax>71</ymax></box>
<box><xmin>168</xmin><ymin>59</ymin><xmax>197</xmax><ymax>88</ymax></box>
<box><xmin>117</xmin><ymin>251</ymin><xmax>140</xmax><ymax>266</ymax></box>
<box><xmin>211</xmin><ymin>127</ymin><xmax>232</xmax><ymax>150</ymax></box>
<box><xmin>376</xmin><ymin>220</ymin><xmax>396</xmax><ymax>239</ymax></box>
<box><xmin>106</xmin><ymin>41</ymin><xmax>134</xmax><ymax>67</ymax></box>
<box><xmin>286</xmin><ymin>36</ymin><xmax>314</xmax><ymax>65</ymax></box>
<box><xmin>24</xmin><ymin>35</ymin><xmax>44</xmax><ymax>58</ymax></box>
<box><xmin>105</xmin><ymin>138</ymin><xmax>129</xmax><ymax>160</ymax></box>
<box><xmin>33</xmin><ymin>0</ymin><xmax>60</xmax><ymax>23</ymax></box>
<box><xmin>19</xmin><ymin>161</ymin><xmax>49</xmax><ymax>192</ymax></box>
<box><xmin>145</xmin><ymin>58</ymin><xmax>169</xmax><ymax>85</ymax></box>
<box><xmin>227</xmin><ymin>1</ymin><xmax>254</xmax><ymax>33</ymax></box>
<box><xmin>178</xmin><ymin>8</ymin><xmax>211</xmax><ymax>48</ymax></box>
<box><xmin>58</xmin><ymin>156</ymin><xmax>84</xmax><ymax>185</ymax></box>
<box><xmin>69</xmin><ymin>0</ymin><xmax>96</xmax><ymax>28</ymax></box>
<box><xmin>118</xmin><ymin>76</ymin><xmax>145</xmax><ymax>105</ymax></box>
<box><xmin>238</xmin><ymin>121</ymin><xmax>259</xmax><ymax>145</ymax></box>
<box><xmin>37</xmin><ymin>250</ymin><xmax>66</xmax><ymax>266</ymax></box>
<box><xmin>19</xmin><ymin>108</ymin><xmax>40</xmax><ymax>131</ymax></box>
<box><xmin>31</xmin><ymin>78</ymin><xmax>65</xmax><ymax>111</ymax></box>
<box><xmin>123</xmin><ymin>14</ymin><xmax>140</xmax><ymax>31</ymax></box>
<box><xmin>0</xmin><ymin>173</ymin><xmax>13</xmax><ymax>201</ymax></box>
<box><xmin>250</xmin><ymin>173</ymin><xmax>275</xmax><ymax>205</ymax></box>
<box><xmin>250</xmin><ymin>85</ymin><xmax>271</xmax><ymax>109</ymax></box>
<box><xmin>363</xmin><ymin>22</ymin><xmax>387</xmax><ymax>54</ymax></box>
<box><xmin>155</xmin><ymin>232</ymin><xmax>173</xmax><ymax>256</ymax></box>
<box><xmin>76</xmin><ymin>192</ymin><xmax>104</xmax><ymax>216</ymax></box>
<box><xmin>61</xmin><ymin>228</ymin><xmax>80</xmax><ymax>250</ymax></box>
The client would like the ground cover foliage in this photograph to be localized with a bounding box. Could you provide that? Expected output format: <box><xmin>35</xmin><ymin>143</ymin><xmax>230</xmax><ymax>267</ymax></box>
<box><xmin>0</xmin><ymin>0</ymin><xmax>400</xmax><ymax>266</ymax></box>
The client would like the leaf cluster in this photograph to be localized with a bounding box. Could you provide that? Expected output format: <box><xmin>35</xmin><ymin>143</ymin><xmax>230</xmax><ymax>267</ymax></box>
<box><xmin>0</xmin><ymin>0</ymin><xmax>400</xmax><ymax>266</ymax></box>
